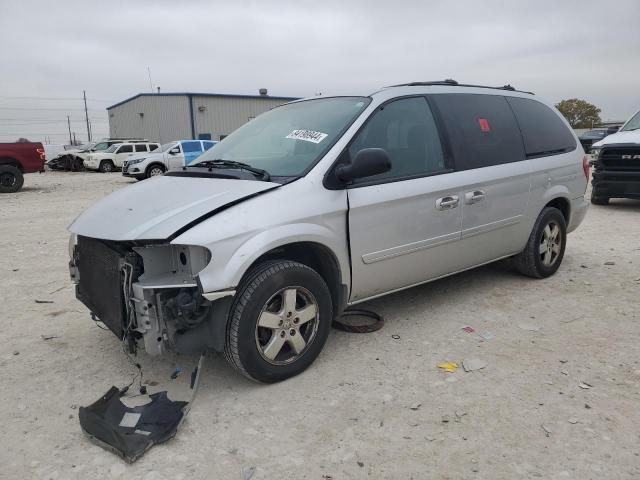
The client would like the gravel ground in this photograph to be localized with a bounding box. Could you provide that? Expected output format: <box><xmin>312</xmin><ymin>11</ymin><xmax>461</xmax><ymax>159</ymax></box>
<box><xmin>1</xmin><ymin>171</ymin><xmax>639</xmax><ymax>480</ymax></box>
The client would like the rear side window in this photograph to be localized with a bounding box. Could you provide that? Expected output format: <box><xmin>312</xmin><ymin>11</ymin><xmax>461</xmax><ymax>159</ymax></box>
<box><xmin>506</xmin><ymin>97</ymin><xmax>576</xmax><ymax>157</ymax></box>
<box><xmin>182</xmin><ymin>141</ymin><xmax>203</xmax><ymax>153</ymax></box>
<box><xmin>348</xmin><ymin>97</ymin><xmax>445</xmax><ymax>183</ymax></box>
<box><xmin>135</xmin><ymin>144</ymin><xmax>147</xmax><ymax>152</ymax></box>
<box><xmin>149</xmin><ymin>144</ymin><xmax>159</xmax><ymax>151</ymax></box>
<box><xmin>118</xmin><ymin>145</ymin><xmax>133</xmax><ymax>153</ymax></box>
<box><xmin>432</xmin><ymin>94</ymin><xmax>524</xmax><ymax>170</ymax></box>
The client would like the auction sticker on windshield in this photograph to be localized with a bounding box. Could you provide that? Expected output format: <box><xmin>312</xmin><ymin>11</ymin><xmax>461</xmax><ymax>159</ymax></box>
<box><xmin>286</xmin><ymin>129</ymin><xmax>328</xmax><ymax>144</ymax></box>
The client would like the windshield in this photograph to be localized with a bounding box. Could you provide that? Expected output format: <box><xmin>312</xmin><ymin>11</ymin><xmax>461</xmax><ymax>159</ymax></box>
<box><xmin>105</xmin><ymin>144</ymin><xmax>120</xmax><ymax>153</ymax></box>
<box><xmin>161</xmin><ymin>142</ymin><xmax>177</xmax><ymax>152</ymax></box>
<box><xmin>93</xmin><ymin>142</ymin><xmax>109</xmax><ymax>150</ymax></box>
<box><xmin>621</xmin><ymin>110</ymin><xmax>640</xmax><ymax>131</ymax></box>
<box><xmin>195</xmin><ymin>97</ymin><xmax>370</xmax><ymax>176</ymax></box>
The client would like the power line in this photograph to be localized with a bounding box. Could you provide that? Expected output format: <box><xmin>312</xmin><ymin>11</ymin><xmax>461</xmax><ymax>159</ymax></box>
<box><xmin>0</xmin><ymin>95</ymin><xmax>116</xmax><ymax>102</ymax></box>
<box><xmin>0</xmin><ymin>106</ymin><xmax>105</xmax><ymax>112</ymax></box>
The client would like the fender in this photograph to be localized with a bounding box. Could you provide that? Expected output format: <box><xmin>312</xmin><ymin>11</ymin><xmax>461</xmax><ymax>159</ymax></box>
<box><xmin>195</xmin><ymin>223</ymin><xmax>350</xmax><ymax>296</ymax></box>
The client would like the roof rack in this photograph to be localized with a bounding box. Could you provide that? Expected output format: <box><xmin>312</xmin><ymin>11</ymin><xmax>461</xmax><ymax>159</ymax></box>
<box><xmin>387</xmin><ymin>79</ymin><xmax>534</xmax><ymax>95</ymax></box>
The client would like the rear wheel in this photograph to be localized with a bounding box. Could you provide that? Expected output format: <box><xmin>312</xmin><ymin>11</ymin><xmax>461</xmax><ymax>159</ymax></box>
<box><xmin>224</xmin><ymin>260</ymin><xmax>333</xmax><ymax>383</ymax></box>
<box><xmin>0</xmin><ymin>165</ymin><xmax>24</xmax><ymax>193</ymax></box>
<box><xmin>514</xmin><ymin>207</ymin><xmax>566</xmax><ymax>278</ymax></box>
<box><xmin>99</xmin><ymin>160</ymin><xmax>115</xmax><ymax>173</ymax></box>
<box><xmin>146</xmin><ymin>164</ymin><xmax>165</xmax><ymax>178</ymax></box>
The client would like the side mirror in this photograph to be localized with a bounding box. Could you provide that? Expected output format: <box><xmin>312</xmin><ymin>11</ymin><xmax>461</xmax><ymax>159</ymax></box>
<box><xmin>335</xmin><ymin>148</ymin><xmax>391</xmax><ymax>182</ymax></box>
<box><xmin>169</xmin><ymin>148</ymin><xmax>180</xmax><ymax>155</ymax></box>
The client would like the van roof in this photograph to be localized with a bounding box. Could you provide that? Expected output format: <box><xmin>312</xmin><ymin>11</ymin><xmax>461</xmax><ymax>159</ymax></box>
<box><xmin>381</xmin><ymin>79</ymin><xmax>534</xmax><ymax>95</ymax></box>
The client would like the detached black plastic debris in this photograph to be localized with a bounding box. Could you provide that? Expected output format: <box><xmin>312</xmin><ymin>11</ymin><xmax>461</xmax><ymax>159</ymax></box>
<box><xmin>78</xmin><ymin>355</ymin><xmax>203</xmax><ymax>463</ymax></box>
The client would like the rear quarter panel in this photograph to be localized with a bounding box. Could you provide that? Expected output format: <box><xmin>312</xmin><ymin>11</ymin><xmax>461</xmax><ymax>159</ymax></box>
<box><xmin>0</xmin><ymin>142</ymin><xmax>45</xmax><ymax>173</ymax></box>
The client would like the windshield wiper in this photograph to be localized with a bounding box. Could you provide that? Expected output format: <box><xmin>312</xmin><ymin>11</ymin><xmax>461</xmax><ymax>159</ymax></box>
<box><xmin>190</xmin><ymin>159</ymin><xmax>270</xmax><ymax>181</ymax></box>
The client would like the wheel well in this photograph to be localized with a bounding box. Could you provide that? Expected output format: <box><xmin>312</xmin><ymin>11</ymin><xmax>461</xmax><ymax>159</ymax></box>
<box><xmin>0</xmin><ymin>157</ymin><xmax>22</xmax><ymax>172</ymax></box>
<box><xmin>251</xmin><ymin>242</ymin><xmax>344</xmax><ymax>317</ymax></box>
<box><xmin>545</xmin><ymin>197</ymin><xmax>570</xmax><ymax>223</ymax></box>
<box><xmin>146</xmin><ymin>162</ymin><xmax>165</xmax><ymax>172</ymax></box>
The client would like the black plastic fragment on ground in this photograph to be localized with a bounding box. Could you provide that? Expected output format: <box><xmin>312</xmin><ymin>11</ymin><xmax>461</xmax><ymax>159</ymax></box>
<box><xmin>78</xmin><ymin>354</ymin><xmax>203</xmax><ymax>463</ymax></box>
<box><xmin>78</xmin><ymin>387</ymin><xmax>188</xmax><ymax>463</ymax></box>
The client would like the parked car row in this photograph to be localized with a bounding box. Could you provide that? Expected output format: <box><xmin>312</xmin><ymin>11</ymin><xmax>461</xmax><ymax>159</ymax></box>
<box><xmin>46</xmin><ymin>138</ymin><xmax>148</xmax><ymax>171</ymax></box>
<box><xmin>122</xmin><ymin>140</ymin><xmax>217</xmax><ymax>179</ymax></box>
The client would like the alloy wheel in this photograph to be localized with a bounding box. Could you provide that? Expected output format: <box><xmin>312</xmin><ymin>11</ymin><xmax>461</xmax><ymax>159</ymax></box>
<box><xmin>254</xmin><ymin>286</ymin><xmax>319</xmax><ymax>365</ymax></box>
<box><xmin>539</xmin><ymin>220</ymin><xmax>562</xmax><ymax>266</ymax></box>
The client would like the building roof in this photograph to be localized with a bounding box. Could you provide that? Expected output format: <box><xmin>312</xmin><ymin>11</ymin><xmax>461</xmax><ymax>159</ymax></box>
<box><xmin>107</xmin><ymin>92</ymin><xmax>301</xmax><ymax>110</ymax></box>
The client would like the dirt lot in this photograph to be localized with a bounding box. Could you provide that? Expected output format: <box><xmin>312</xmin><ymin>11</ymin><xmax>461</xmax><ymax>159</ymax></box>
<box><xmin>1</xmin><ymin>171</ymin><xmax>639</xmax><ymax>480</ymax></box>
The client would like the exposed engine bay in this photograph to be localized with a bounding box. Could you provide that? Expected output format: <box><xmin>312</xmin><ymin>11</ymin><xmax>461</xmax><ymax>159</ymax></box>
<box><xmin>70</xmin><ymin>235</ymin><xmax>229</xmax><ymax>355</ymax></box>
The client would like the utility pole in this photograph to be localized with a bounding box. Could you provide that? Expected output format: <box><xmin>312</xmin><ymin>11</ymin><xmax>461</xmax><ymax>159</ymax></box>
<box><xmin>83</xmin><ymin>90</ymin><xmax>91</xmax><ymax>142</ymax></box>
<box><xmin>67</xmin><ymin>116</ymin><xmax>72</xmax><ymax>145</ymax></box>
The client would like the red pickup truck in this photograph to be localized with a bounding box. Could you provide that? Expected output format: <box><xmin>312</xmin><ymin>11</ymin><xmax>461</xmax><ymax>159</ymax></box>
<box><xmin>0</xmin><ymin>142</ymin><xmax>45</xmax><ymax>193</ymax></box>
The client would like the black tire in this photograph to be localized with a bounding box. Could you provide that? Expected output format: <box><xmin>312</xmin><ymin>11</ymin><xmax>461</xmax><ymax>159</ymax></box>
<box><xmin>146</xmin><ymin>164</ymin><xmax>165</xmax><ymax>178</ymax></box>
<box><xmin>99</xmin><ymin>160</ymin><xmax>115</xmax><ymax>173</ymax></box>
<box><xmin>71</xmin><ymin>156</ymin><xmax>85</xmax><ymax>172</ymax></box>
<box><xmin>590</xmin><ymin>195</ymin><xmax>609</xmax><ymax>205</ymax></box>
<box><xmin>224</xmin><ymin>260</ymin><xmax>333</xmax><ymax>383</ymax></box>
<box><xmin>514</xmin><ymin>207</ymin><xmax>567</xmax><ymax>279</ymax></box>
<box><xmin>0</xmin><ymin>165</ymin><xmax>24</xmax><ymax>193</ymax></box>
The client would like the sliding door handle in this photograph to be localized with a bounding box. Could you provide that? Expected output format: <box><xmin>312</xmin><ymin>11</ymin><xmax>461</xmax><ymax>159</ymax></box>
<box><xmin>435</xmin><ymin>195</ymin><xmax>459</xmax><ymax>210</ymax></box>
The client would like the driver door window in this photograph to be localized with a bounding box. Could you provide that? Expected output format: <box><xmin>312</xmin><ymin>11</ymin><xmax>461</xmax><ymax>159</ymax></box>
<box><xmin>349</xmin><ymin>97</ymin><xmax>445</xmax><ymax>184</ymax></box>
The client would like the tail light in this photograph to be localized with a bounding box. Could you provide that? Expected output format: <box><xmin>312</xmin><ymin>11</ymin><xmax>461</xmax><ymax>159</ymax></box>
<box><xmin>582</xmin><ymin>155</ymin><xmax>589</xmax><ymax>179</ymax></box>
<box><xmin>36</xmin><ymin>148</ymin><xmax>45</xmax><ymax>160</ymax></box>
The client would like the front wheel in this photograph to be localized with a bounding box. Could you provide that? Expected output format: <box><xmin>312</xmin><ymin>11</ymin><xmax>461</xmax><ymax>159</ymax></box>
<box><xmin>146</xmin><ymin>164</ymin><xmax>165</xmax><ymax>178</ymax></box>
<box><xmin>514</xmin><ymin>207</ymin><xmax>567</xmax><ymax>278</ymax></box>
<box><xmin>99</xmin><ymin>160</ymin><xmax>115</xmax><ymax>173</ymax></box>
<box><xmin>224</xmin><ymin>260</ymin><xmax>333</xmax><ymax>383</ymax></box>
<box><xmin>590</xmin><ymin>195</ymin><xmax>609</xmax><ymax>205</ymax></box>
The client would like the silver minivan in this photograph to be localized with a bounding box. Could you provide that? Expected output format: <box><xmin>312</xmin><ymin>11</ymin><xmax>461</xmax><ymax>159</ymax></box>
<box><xmin>68</xmin><ymin>80</ymin><xmax>589</xmax><ymax>382</ymax></box>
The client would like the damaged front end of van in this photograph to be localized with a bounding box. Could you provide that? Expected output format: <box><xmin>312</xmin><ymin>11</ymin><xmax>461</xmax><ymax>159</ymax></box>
<box><xmin>68</xmin><ymin>174</ymin><xmax>279</xmax><ymax>356</ymax></box>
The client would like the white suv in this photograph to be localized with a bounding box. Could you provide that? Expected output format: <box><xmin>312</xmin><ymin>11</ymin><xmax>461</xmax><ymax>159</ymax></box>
<box><xmin>84</xmin><ymin>142</ymin><xmax>160</xmax><ymax>172</ymax></box>
<box><xmin>69</xmin><ymin>80</ymin><xmax>589</xmax><ymax>383</ymax></box>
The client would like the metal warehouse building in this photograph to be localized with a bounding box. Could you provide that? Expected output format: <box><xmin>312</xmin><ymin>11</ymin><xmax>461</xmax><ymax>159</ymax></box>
<box><xmin>107</xmin><ymin>90</ymin><xmax>298</xmax><ymax>143</ymax></box>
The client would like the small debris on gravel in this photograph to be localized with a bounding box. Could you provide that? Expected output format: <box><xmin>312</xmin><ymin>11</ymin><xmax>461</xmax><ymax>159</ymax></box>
<box><xmin>13</xmin><ymin>351</ymin><xmax>19</xmax><ymax>356</ymax></box>
<box><xmin>578</xmin><ymin>382</ymin><xmax>592</xmax><ymax>389</ymax></box>
<box><xmin>462</xmin><ymin>326</ymin><xmax>475</xmax><ymax>333</ymax></box>
<box><xmin>454</xmin><ymin>410</ymin><xmax>467</xmax><ymax>422</ymax></box>
<box><xmin>561</xmin><ymin>370</ymin><xmax>568</xmax><ymax>375</ymax></box>
<box><xmin>518</xmin><ymin>323</ymin><xmax>541</xmax><ymax>332</ymax></box>
<box><xmin>568</xmin><ymin>418</ymin><xmax>579</xmax><ymax>424</ymax></box>
<box><xmin>409</xmin><ymin>402</ymin><xmax>422</xmax><ymax>410</ymax></box>
<box><xmin>604</xmin><ymin>261</ymin><xmax>616</xmax><ymax>265</ymax></box>
<box><xmin>437</xmin><ymin>362</ymin><xmax>459</xmax><ymax>373</ymax></box>
<box><xmin>541</xmin><ymin>425</ymin><xmax>552</xmax><ymax>437</ymax></box>
<box><xmin>41</xmin><ymin>335</ymin><xmax>59</xmax><ymax>341</ymax></box>
<box><xmin>391</xmin><ymin>334</ymin><xmax>400</xmax><ymax>340</ymax></box>
<box><xmin>559</xmin><ymin>359</ymin><xmax>568</xmax><ymax>363</ymax></box>
<box><xmin>242</xmin><ymin>466</ymin><xmax>256</xmax><ymax>480</ymax></box>
<box><xmin>462</xmin><ymin>358</ymin><xmax>487</xmax><ymax>372</ymax></box>
<box><xmin>170</xmin><ymin>366</ymin><xmax>182</xmax><ymax>379</ymax></box>
<box><xmin>34</xmin><ymin>299</ymin><xmax>54</xmax><ymax>304</ymax></box>
<box><xmin>585</xmin><ymin>404</ymin><xmax>591</xmax><ymax>409</ymax></box>
<box><xmin>580</xmin><ymin>264</ymin><xmax>588</xmax><ymax>268</ymax></box>
<box><xmin>442</xmin><ymin>415</ymin><xmax>451</xmax><ymax>423</ymax></box>
<box><xmin>357</xmin><ymin>461</ymin><xmax>364</xmax><ymax>468</ymax></box>
<box><xmin>479</xmin><ymin>331</ymin><xmax>495</xmax><ymax>341</ymax></box>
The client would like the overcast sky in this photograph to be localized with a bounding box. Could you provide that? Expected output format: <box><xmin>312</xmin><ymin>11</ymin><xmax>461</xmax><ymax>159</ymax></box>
<box><xmin>1</xmin><ymin>0</ymin><xmax>639</xmax><ymax>143</ymax></box>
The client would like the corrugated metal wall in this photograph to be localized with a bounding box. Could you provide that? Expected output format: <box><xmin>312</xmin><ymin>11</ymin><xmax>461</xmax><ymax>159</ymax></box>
<box><xmin>192</xmin><ymin>96</ymin><xmax>292</xmax><ymax>140</ymax></box>
<box><xmin>108</xmin><ymin>96</ymin><xmax>191</xmax><ymax>144</ymax></box>
<box><xmin>108</xmin><ymin>94</ymin><xmax>293</xmax><ymax>143</ymax></box>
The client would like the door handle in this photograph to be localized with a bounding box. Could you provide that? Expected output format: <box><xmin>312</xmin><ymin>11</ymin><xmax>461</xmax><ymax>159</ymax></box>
<box><xmin>435</xmin><ymin>195</ymin><xmax>459</xmax><ymax>210</ymax></box>
<box><xmin>464</xmin><ymin>190</ymin><xmax>486</xmax><ymax>204</ymax></box>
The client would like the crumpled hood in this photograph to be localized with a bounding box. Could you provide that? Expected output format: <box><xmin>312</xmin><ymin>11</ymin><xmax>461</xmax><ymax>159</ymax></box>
<box><xmin>69</xmin><ymin>176</ymin><xmax>278</xmax><ymax>241</ymax></box>
<box><xmin>593</xmin><ymin>130</ymin><xmax>640</xmax><ymax>148</ymax></box>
